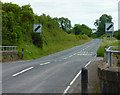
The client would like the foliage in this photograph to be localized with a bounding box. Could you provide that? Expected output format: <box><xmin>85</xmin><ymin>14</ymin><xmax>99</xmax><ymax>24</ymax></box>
<box><xmin>97</xmin><ymin>37</ymin><xmax>119</xmax><ymax>57</ymax></box>
<box><xmin>94</xmin><ymin>14</ymin><xmax>112</xmax><ymax>37</ymax></box>
<box><xmin>70</xmin><ymin>24</ymin><xmax>92</xmax><ymax>37</ymax></box>
<box><xmin>114</xmin><ymin>30</ymin><xmax>120</xmax><ymax>40</ymax></box>
<box><xmin>54</xmin><ymin>17</ymin><xmax>72</xmax><ymax>33</ymax></box>
<box><xmin>32</xmin><ymin>32</ymin><xmax>43</xmax><ymax>48</ymax></box>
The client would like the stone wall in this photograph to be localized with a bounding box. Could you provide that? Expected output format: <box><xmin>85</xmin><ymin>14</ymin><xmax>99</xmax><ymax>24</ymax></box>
<box><xmin>98</xmin><ymin>63</ymin><xmax>120</xmax><ymax>94</ymax></box>
<box><xmin>2</xmin><ymin>51</ymin><xmax>18</xmax><ymax>61</ymax></box>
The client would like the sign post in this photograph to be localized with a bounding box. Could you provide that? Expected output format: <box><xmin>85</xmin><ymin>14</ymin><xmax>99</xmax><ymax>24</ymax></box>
<box><xmin>105</xmin><ymin>22</ymin><xmax>114</xmax><ymax>41</ymax></box>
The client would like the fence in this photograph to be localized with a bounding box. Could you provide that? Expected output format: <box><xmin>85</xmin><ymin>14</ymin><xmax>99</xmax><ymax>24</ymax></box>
<box><xmin>0</xmin><ymin>46</ymin><xmax>17</xmax><ymax>51</ymax></box>
<box><xmin>105</xmin><ymin>46</ymin><xmax>120</xmax><ymax>66</ymax></box>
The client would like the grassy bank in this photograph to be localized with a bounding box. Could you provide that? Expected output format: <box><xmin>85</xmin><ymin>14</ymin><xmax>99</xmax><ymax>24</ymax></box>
<box><xmin>17</xmin><ymin>38</ymin><xmax>92</xmax><ymax>60</ymax></box>
<box><xmin>97</xmin><ymin>37</ymin><xmax>119</xmax><ymax>57</ymax></box>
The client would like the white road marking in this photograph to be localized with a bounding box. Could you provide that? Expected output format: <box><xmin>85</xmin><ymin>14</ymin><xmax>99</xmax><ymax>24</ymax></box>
<box><xmin>63</xmin><ymin>57</ymin><xmax>67</xmax><ymax>59</ymax></box>
<box><xmin>63</xmin><ymin>86</ymin><xmax>71</xmax><ymax>94</ymax></box>
<box><xmin>69</xmin><ymin>55</ymin><xmax>72</xmax><ymax>58</ymax></box>
<box><xmin>63</xmin><ymin>55</ymin><xmax>97</xmax><ymax>94</ymax></box>
<box><xmin>70</xmin><ymin>70</ymin><xmax>81</xmax><ymax>85</ymax></box>
<box><xmin>85</xmin><ymin>55</ymin><xmax>97</xmax><ymax>67</ymax></box>
<box><xmin>73</xmin><ymin>53</ymin><xmax>76</xmax><ymax>55</ymax></box>
<box><xmin>85</xmin><ymin>61</ymin><xmax>91</xmax><ymax>67</ymax></box>
<box><xmin>63</xmin><ymin>70</ymin><xmax>81</xmax><ymax>94</ymax></box>
<box><xmin>40</xmin><ymin>62</ymin><xmax>50</xmax><ymax>65</ymax></box>
<box><xmin>12</xmin><ymin>67</ymin><xmax>34</xmax><ymax>77</ymax></box>
<box><xmin>40</xmin><ymin>64</ymin><xmax>44</xmax><ymax>66</ymax></box>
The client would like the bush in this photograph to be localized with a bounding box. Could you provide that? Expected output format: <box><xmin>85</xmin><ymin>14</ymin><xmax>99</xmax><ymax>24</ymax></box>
<box><xmin>81</xmin><ymin>34</ymin><xmax>88</xmax><ymax>39</ymax></box>
<box><xmin>32</xmin><ymin>32</ymin><xmax>43</xmax><ymax>48</ymax></box>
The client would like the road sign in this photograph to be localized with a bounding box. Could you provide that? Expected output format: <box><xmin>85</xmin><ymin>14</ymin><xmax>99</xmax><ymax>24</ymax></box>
<box><xmin>33</xmin><ymin>24</ymin><xmax>42</xmax><ymax>33</ymax></box>
<box><xmin>105</xmin><ymin>23</ymin><xmax>114</xmax><ymax>32</ymax></box>
<box><xmin>105</xmin><ymin>22</ymin><xmax>114</xmax><ymax>41</ymax></box>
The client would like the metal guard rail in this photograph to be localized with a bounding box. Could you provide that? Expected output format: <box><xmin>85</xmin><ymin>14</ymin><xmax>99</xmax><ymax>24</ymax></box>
<box><xmin>105</xmin><ymin>46</ymin><xmax>120</xmax><ymax>67</ymax></box>
<box><xmin>0</xmin><ymin>46</ymin><xmax>17</xmax><ymax>51</ymax></box>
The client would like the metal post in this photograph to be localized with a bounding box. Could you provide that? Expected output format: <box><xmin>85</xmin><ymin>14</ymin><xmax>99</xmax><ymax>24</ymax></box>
<box><xmin>6</xmin><ymin>46</ymin><xmax>7</xmax><ymax>51</ymax></box>
<box><xmin>81</xmin><ymin>67</ymin><xmax>88</xmax><ymax>94</ymax></box>
<box><xmin>110</xmin><ymin>52</ymin><xmax>112</xmax><ymax>67</ymax></box>
<box><xmin>22</xmin><ymin>48</ymin><xmax>24</xmax><ymax>59</ymax></box>
<box><xmin>106</xmin><ymin>52</ymin><xmax>108</xmax><ymax>63</ymax></box>
<box><xmin>106</xmin><ymin>35</ymin><xmax>107</xmax><ymax>42</ymax></box>
<box><xmin>15</xmin><ymin>47</ymin><xmax>16</xmax><ymax>51</ymax></box>
<box><xmin>110</xmin><ymin>35</ymin><xmax>111</xmax><ymax>41</ymax></box>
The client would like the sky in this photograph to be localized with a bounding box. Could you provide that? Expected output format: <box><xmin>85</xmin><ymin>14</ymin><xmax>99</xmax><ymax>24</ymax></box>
<box><xmin>2</xmin><ymin>0</ymin><xmax>120</xmax><ymax>30</ymax></box>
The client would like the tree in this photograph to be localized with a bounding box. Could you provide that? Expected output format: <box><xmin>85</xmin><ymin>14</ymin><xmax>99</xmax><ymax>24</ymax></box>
<box><xmin>54</xmin><ymin>17</ymin><xmax>72</xmax><ymax>33</ymax></box>
<box><xmin>94</xmin><ymin>14</ymin><xmax>112</xmax><ymax>37</ymax></box>
<box><xmin>70</xmin><ymin>24</ymin><xmax>92</xmax><ymax>37</ymax></box>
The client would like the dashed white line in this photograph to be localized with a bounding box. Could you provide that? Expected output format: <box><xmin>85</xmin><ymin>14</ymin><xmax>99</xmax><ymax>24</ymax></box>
<box><xmin>63</xmin><ymin>57</ymin><xmax>67</xmax><ymax>59</ymax></box>
<box><xmin>12</xmin><ymin>67</ymin><xmax>34</xmax><ymax>77</ymax></box>
<box><xmin>40</xmin><ymin>62</ymin><xmax>50</xmax><ymax>65</ymax></box>
<box><xmin>69</xmin><ymin>55</ymin><xmax>72</xmax><ymax>58</ymax></box>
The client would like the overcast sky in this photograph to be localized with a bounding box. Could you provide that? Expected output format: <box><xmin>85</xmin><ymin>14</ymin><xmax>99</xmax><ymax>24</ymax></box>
<box><xmin>2</xmin><ymin>0</ymin><xmax>120</xmax><ymax>30</ymax></box>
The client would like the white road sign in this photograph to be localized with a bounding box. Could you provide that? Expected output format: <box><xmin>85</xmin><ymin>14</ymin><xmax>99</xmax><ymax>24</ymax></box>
<box><xmin>105</xmin><ymin>22</ymin><xmax>114</xmax><ymax>32</ymax></box>
<box><xmin>33</xmin><ymin>24</ymin><xmax>42</xmax><ymax>33</ymax></box>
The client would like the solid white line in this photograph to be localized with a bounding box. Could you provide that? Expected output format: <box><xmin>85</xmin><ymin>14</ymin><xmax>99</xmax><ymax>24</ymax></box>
<box><xmin>85</xmin><ymin>55</ymin><xmax>97</xmax><ymax>67</ymax></box>
<box><xmin>63</xmin><ymin>86</ymin><xmax>71</xmax><ymax>94</ymax></box>
<box><xmin>70</xmin><ymin>70</ymin><xmax>81</xmax><ymax>85</ymax></box>
<box><xmin>63</xmin><ymin>70</ymin><xmax>81</xmax><ymax>94</ymax></box>
<box><xmin>85</xmin><ymin>61</ymin><xmax>91</xmax><ymax>67</ymax></box>
<box><xmin>63</xmin><ymin>55</ymin><xmax>97</xmax><ymax>94</ymax></box>
<box><xmin>12</xmin><ymin>67</ymin><xmax>34</xmax><ymax>77</ymax></box>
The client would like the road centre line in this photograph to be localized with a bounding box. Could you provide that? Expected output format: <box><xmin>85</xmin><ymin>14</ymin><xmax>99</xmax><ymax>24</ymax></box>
<box><xmin>12</xmin><ymin>67</ymin><xmax>34</xmax><ymax>77</ymax></box>
<box><xmin>69</xmin><ymin>55</ymin><xmax>72</xmax><ymax>58</ymax></box>
<box><xmin>40</xmin><ymin>62</ymin><xmax>50</xmax><ymax>65</ymax></box>
<box><xmin>63</xmin><ymin>57</ymin><xmax>67</xmax><ymax>59</ymax></box>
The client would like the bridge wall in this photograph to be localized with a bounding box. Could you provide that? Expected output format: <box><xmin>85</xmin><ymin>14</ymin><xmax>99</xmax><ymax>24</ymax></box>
<box><xmin>2</xmin><ymin>51</ymin><xmax>18</xmax><ymax>61</ymax></box>
<box><xmin>98</xmin><ymin>63</ymin><xmax>120</xmax><ymax>94</ymax></box>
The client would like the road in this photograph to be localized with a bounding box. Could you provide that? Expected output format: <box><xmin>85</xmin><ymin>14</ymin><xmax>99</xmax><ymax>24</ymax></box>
<box><xmin>2</xmin><ymin>39</ymin><xmax>102</xmax><ymax>94</ymax></box>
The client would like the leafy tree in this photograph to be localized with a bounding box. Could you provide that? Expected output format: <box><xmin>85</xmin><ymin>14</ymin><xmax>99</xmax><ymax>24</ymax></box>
<box><xmin>54</xmin><ymin>17</ymin><xmax>72</xmax><ymax>33</ymax></box>
<box><xmin>94</xmin><ymin>14</ymin><xmax>112</xmax><ymax>37</ymax></box>
<box><xmin>70</xmin><ymin>24</ymin><xmax>92</xmax><ymax>37</ymax></box>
